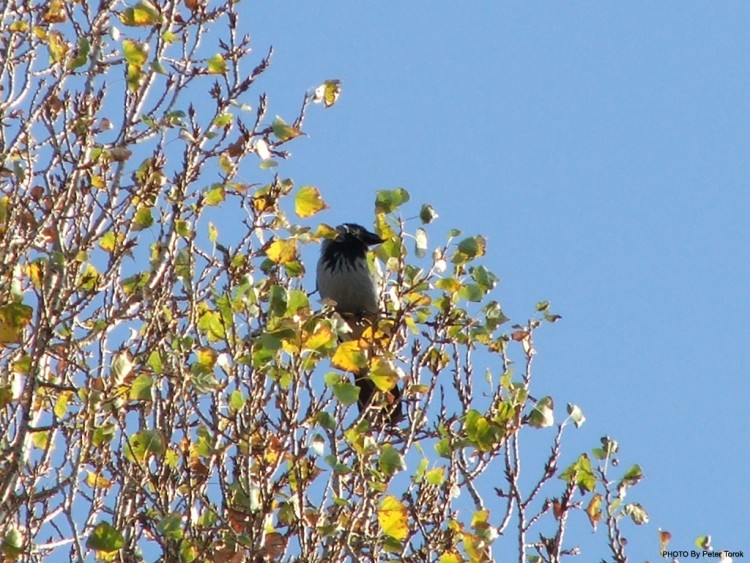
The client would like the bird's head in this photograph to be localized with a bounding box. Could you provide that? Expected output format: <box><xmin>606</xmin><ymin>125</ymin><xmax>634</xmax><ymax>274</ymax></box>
<box><xmin>333</xmin><ymin>223</ymin><xmax>384</xmax><ymax>246</ymax></box>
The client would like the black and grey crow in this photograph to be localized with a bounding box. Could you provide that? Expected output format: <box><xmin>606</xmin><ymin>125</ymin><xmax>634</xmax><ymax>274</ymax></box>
<box><xmin>316</xmin><ymin>223</ymin><xmax>402</xmax><ymax>424</ymax></box>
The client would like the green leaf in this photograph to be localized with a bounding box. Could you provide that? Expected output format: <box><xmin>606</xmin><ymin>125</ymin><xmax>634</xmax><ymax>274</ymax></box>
<box><xmin>378</xmin><ymin>444</ymin><xmax>405</xmax><ymax>476</ymax></box>
<box><xmin>527</xmin><ymin>396</ymin><xmax>554</xmax><ymax>428</ymax></box>
<box><xmin>99</xmin><ymin>231</ymin><xmax>117</xmax><ymax>253</ymax></box>
<box><xmin>294</xmin><ymin>186</ymin><xmax>328</xmax><ymax>218</ymax></box>
<box><xmin>92</xmin><ymin>424</ymin><xmax>116</xmax><ymax>448</ymax></box>
<box><xmin>86</xmin><ymin>522</ymin><xmax>125</xmax><ymax>552</ymax></box>
<box><xmin>213</xmin><ymin>113</ymin><xmax>233</xmax><ymax>127</ymax></box>
<box><xmin>375</xmin><ymin>188</ymin><xmax>410</xmax><ymax>214</ymax></box>
<box><xmin>133</xmin><ymin>207</ymin><xmax>153</xmax><ymax>231</ymax></box>
<box><xmin>271</xmin><ymin>116</ymin><xmax>302</xmax><ymax>141</ymax></box>
<box><xmin>419</xmin><ymin>203</ymin><xmax>438</xmax><ymax>224</ymax></box>
<box><xmin>204</xmin><ymin>184</ymin><xmax>225</xmax><ymax>206</ymax></box>
<box><xmin>425</xmin><ymin>467</ymin><xmax>445</xmax><ymax>485</ymax></box>
<box><xmin>434</xmin><ymin>438</ymin><xmax>452</xmax><ymax>458</ymax></box>
<box><xmin>125</xmin><ymin>430</ymin><xmax>166</xmax><ymax>463</ymax></box>
<box><xmin>325</xmin><ymin>373</ymin><xmax>359</xmax><ymax>406</ymax></box>
<box><xmin>129</xmin><ymin>375</ymin><xmax>153</xmax><ymax>401</ymax></box>
<box><xmin>122</xmin><ymin>39</ymin><xmax>148</xmax><ymax>66</ymax></box>
<box><xmin>207</xmin><ymin>54</ymin><xmax>226</xmax><ymax>74</ymax></box>
<box><xmin>67</xmin><ymin>37</ymin><xmax>90</xmax><ymax>70</ymax></box>
<box><xmin>1</xmin><ymin>527</ymin><xmax>23</xmax><ymax>557</ymax></box>
<box><xmin>560</xmin><ymin>454</ymin><xmax>597</xmax><ymax>493</ymax></box>
<box><xmin>157</xmin><ymin>513</ymin><xmax>183</xmax><ymax>540</ymax></box>
<box><xmin>229</xmin><ymin>390</ymin><xmax>245</xmax><ymax>412</ymax></box>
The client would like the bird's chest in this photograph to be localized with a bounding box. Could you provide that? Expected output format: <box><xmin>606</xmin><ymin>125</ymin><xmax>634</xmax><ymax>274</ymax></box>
<box><xmin>317</xmin><ymin>259</ymin><xmax>379</xmax><ymax>314</ymax></box>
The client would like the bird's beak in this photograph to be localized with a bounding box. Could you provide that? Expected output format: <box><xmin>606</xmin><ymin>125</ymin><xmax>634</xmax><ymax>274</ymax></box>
<box><xmin>363</xmin><ymin>229</ymin><xmax>385</xmax><ymax>246</ymax></box>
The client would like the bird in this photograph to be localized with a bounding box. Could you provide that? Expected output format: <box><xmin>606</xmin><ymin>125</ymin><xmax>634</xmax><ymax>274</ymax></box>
<box><xmin>316</xmin><ymin>223</ymin><xmax>402</xmax><ymax>424</ymax></box>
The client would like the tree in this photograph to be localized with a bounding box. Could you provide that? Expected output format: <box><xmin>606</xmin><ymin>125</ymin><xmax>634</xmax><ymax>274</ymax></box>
<box><xmin>0</xmin><ymin>2</ymin><xmax>657</xmax><ymax>561</ymax></box>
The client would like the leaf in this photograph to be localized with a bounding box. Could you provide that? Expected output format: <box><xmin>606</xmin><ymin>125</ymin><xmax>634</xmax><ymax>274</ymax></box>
<box><xmin>378</xmin><ymin>495</ymin><xmax>408</xmax><ymax>540</ymax></box>
<box><xmin>266</xmin><ymin>239</ymin><xmax>297</xmax><ymax>264</ymax></box>
<box><xmin>425</xmin><ymin>467</ymin><xmax>445</xmax><ymax>485</ymax></box>
<box><xmin>369</xmin><ymin>357</ymin><xmax>401</xmax><ymax>392</ymax></box>
<box><xmin>324</xmin><ymin>373</ymin><xmax>359</xmax><ymax>406</ymax></box>
<box><xmin>272</xmin><ymin>116</ymin><xmax>303</xmax><ymax>141</ymax></box>
<box><xmin>623</xmin><ymin>503</ymin><xmax>649</xmax><ymax>525</ymax></box>
<box><xmin>120</xmin><ymin>1</ymin><xmax>162</xmax><ymax>26</ymax></box>
<box><xmin>566</xmin><ymin>403</ymin><xmax>586</xmax><ymax>428</ymax></box>
<box><xmin>1</xmin><ymin>528</ymin><xmax>23</xmax><ymax>558</ymax></box>
<box><xmin>378</xmin><ymin>444</ymin><xmax>405</xmax><ymax>476</ymax></box>
<box><xmin>68</xmin><ymin>37</ymin><xmax>91</xmax><ymax>70</ymax></box>
<box><xmin>122</xmin><ymin>39</ymin><xmax>148</xmax><ymax>66</ymax></box>
<box><xmin>294</xmin><ymin>186</ymin><xmax>328</xmax><ymax>218</ymax></box>
<box><xmin>125</xmin><ymin>430</ymin><xmax>166</xmax><ymax>463</ymax></box>
<box><xmin>129</xmin><ymin>375</ymin><xmax>153</xmax><ymax>401</ymax></box>
<box><xmin>419</xmin><ymin>203</ymin><xmax>439</xmax><ymax>224</ymax></box>
<box><xmin>86</xmin><ymin>522</ymin><xmax>125</xmax><ymax>553</ymax></box>
<box><xmin>331</xmin><ymin>341</ymin><xmax>366</xmax><ymax>373</ymax></box>
<box><xmin>414</xmin><ymin>227</ymin><xmax>427</xmax><ymax>258</ymax></box>
<box><xmin>585</xmin><ymin>494</ymin><xmax>603</xmax><ymax>530</ymax></box>
<box><xmin>313</xmin><ymin>79</ymin><xmax>342</xmax><ymax>108</ymax></box>
<box><xmin>375</xmin><ymin>188</ymin><xmax>410</xmax><ymax>214</ymax></box>
<box><xmin>527</xmin><ymin>396</ymin><xmax>554</xmax><ymax>428</ymax></box>
<box><xmin>133</xmin><ymin>207</ymin><xmax>153</xmax><ymax>231</ymax></box>
<box><xmin>560</xmin><ymin>454</ymin><xmax>596</xmax><ymax>493</ymax></box>
<box><xmin>207</xmin><ymin>54</ymin><xmax>226</xmax><ymax>75</ymax></box>
<box><xmin>204</xmin><ymin>184</ymin><xmax>225</xmax><ymax>206</ymax></box>
<box><xmin>0</xmin><ymin>303</ymin><xmax>33</xmax><ymax>344</ymax></box>
<box><xmin>47</xmin><ymin>31</ymin><xmax>69</xmax><ymax>63</ymax></box>
<box><xmin>99</xmin><ymin>231</ymin><xmax>117</xmax><ymax>253</ymax></box>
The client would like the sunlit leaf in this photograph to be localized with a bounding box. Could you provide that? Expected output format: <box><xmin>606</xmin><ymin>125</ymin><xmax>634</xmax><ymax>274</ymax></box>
<box><xmin>332</xmin><ymin>341</ymin><xmax>366</xmax><ymax>373</ymax></box>
<box><xmin>527</xmin><ymin>396</ymin><xmax>554</xmax><ymax>428</ymax></box>
<box><xmin>129</xmin><ymin>375</ymin><xmax>153</xmax><ymax>401</ymax></box>
<box><xmin>313</xmin><ymin>79</ymin><xmax>342</xmax><ymax>108</ymax></box>
<box><xmin>375</xmin><ymin>188</ymin><xmax>410</xmax><ymax>214</ymax></box>
<box><xmin>378</xmin><ymin>495</ymin><xmax>408</xmax><ymax>540</ymax></box>
<box><xmin>207</xmin><ymin>54</ymin><xmax>226</xmax><ymax>74</ymax></box>
<box><xmin>585</xmin><ymin>494</ymin><xmax>603</xmax><ymax>530</ymax></box>
<box><xmin>272</xmin><ymin>116</ymin><xmax>302</xmax><ymax>141</ymax></box>
<box><xmin>120</xmin><ymin>1</ymin><xmax>162</xmax><ymax>26</ymax></box>
<box><xmin>294</xmin><ymin>186</ymin><xmax>328</xmax><ymax>218</ymax></box>
<box><xmin>266</xmin><ymin>238</ymin><xmax>298</xmax><ymax>264</ymax></box>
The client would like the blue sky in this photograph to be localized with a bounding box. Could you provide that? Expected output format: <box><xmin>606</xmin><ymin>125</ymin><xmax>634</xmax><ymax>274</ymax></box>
<box><xmin>238</xmin><ymin>3</ymin><xmax>749</xmax><ymax>558</ymax></box>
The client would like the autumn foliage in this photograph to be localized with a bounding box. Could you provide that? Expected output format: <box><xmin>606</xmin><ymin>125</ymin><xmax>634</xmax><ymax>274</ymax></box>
<box><xmin>0</xmin><ymin>1</ymin><xmax>651</xmax><ymax>561</ymax></box>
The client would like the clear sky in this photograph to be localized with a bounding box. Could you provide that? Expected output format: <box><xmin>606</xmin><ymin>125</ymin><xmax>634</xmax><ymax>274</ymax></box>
<box><xmin>237</xmin><ymin>3</ymin><xmax>749</xmax><ymax>558</ymax></box>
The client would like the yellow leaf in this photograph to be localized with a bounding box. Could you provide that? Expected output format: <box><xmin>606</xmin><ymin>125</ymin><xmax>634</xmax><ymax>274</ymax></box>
<box><xmin>304</xmin><ymin>324</ymin><xmax>335</xmax><ymax>351</ymax></box>
<box><xmin>313</xmin><ymin>79</ymin><xmax>342</xmax><ymax>108</ymax></box>
<box><xmin>378</xmin><ymin>495</ymin><xmax>408</xmax><ymax>540</ymax></box>
<box><xmin>120</xmin><ymin>0</ymin><xmax>162</xmax><ymax>26</ymax></box>
<box><xmin>207</xmin><ymin>54</ymin><xmax>226</xmax><ymax>75</ymax></box>
<box><xmin>294</xmin><ymin>186</ymin><xmax>328</xmax><ymax>218</ymax></box>
<box><xmin>369</xmin><ymin>357</ymin><xmax>401</xmax><ymax>392</ymax></box>
<box><xmin>331</xmin><ymin>341</ymin><xmax>366</xmax><ymax>373</ymax></box>
<box><xmin>265</xmin><ymin>239</ymin><xmax>297</xmax><ymax>264</ymax></box>
<box><xmin>585</xmin><ymin>493</ymin><xmax>603</xmax><ymax>530</ymax></box>
<box><xmin>0</xmin><ymin>303</ymin><xmax>33</xmax><ymax>345</ymax></box>
<box><xmin>86</xmin><ymin>471</ymin><xmax>112</xmax><ymax>489</ymax></box>
<box><xmin>196</xmin><ymin>347</ymin><xmax>217</xmax><ymax>367</ymax></box>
